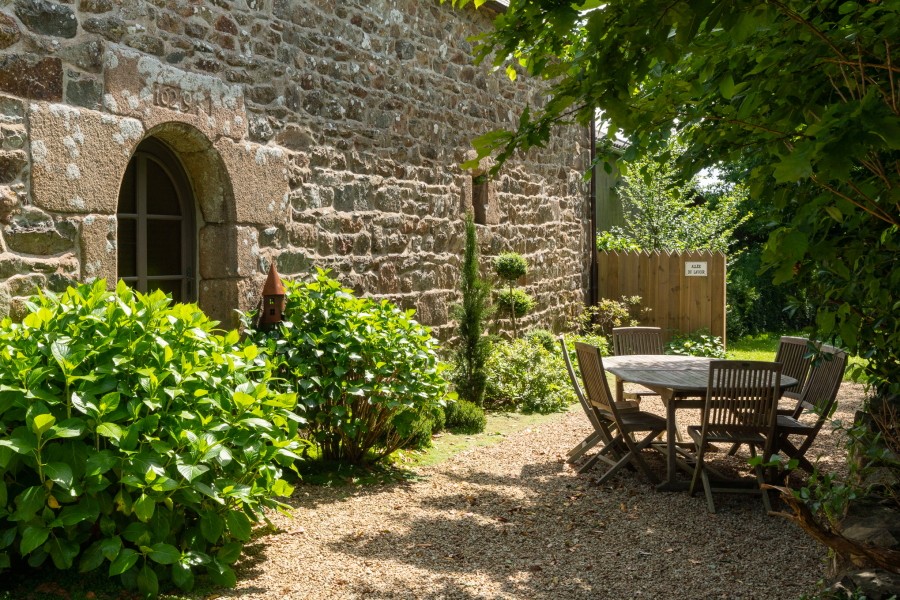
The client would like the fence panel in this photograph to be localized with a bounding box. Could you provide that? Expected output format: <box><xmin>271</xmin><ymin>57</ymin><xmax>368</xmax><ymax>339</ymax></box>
<box><xmin>597</xmin><ymin>251</ymin><xmax>727</xmax><ymax>346</ymax></box>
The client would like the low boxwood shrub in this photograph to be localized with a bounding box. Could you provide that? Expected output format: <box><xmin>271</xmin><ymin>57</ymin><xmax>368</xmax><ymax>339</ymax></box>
<box><xmin>443</xmin><ymin>400</ymin><xmax>486</xmax><ymax>434</ymax></box>
<box><xmin>0</xmin><ymin>281</ymin><xmax>302</xmax><ymax>597</ymax></box>
<box><xmin>484</xmin><ymin>337</ymin><xmax>576</xmax><ymax>414</ymax></box>
<box><xmin>246</xmin><ymin>269</ymin><xmax>451</xmax><ymax>464</ymax></box>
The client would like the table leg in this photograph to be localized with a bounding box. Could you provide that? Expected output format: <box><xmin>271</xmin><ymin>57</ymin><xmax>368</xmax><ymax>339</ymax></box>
<box><xmin>615</xmin><ymin>377</ymin><xmax>624</xmax><ymax>404</ymax></box>
<box><xmin>656</xmin><ymin>391</ymin><xmax>688</xmax><ymax>492</ymax></box>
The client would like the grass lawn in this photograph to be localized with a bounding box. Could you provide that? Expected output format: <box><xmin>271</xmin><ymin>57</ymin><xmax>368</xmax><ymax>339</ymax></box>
<box><xmin>727</xmin><ymin>331</ymin><xmax>864</xmax><ymax>381</ymax></box>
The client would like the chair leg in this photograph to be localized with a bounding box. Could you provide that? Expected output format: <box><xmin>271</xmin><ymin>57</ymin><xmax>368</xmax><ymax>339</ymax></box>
<box><xmin>567</xmin><ymin>431</ymin><xmax>604</xmax><ymax>463</ymax></box>
<box><xmin>700</xmin><ymin>468</ymin><xmax>716</xmax><ymax>513</ymax></box>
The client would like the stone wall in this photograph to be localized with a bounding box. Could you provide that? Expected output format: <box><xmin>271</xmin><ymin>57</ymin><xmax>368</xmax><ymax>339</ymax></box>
<box><xmin>0</xmin><ymin>0</ymin><xmax>591</xmax><ymax>339</ymax></box>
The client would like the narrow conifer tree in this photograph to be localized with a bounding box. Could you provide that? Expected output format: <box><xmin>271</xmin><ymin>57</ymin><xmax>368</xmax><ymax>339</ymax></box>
<box><xmin>453</xmin><ymin>212</ymin><xmax>491</xmax><ymax>406</ymax></box>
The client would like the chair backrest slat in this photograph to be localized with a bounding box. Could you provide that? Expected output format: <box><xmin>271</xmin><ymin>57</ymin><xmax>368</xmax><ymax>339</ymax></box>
<box><xmin>574</xmin><ymin>342</ymin><xmax>617</xmax><ymax>417</ymax></box>
<box><xmin>799</xmin><ymin>343</ymin><xmax>847</xmax><ymax>417</ymax></box>
<box><xmin>775</xmin><ymin>336</ymin><xmax>815</xmax><ymax>399</ymax></box>
<box><xmin>704</xmin><ymin>360</ymin><xmax>782</xmax><ymax>436</ymax></box>
<box><xmin>612</xmin><ymin>326</ymin><xmax>664</xmax><ymax>356</ymax></box>
<box><xmin>559</xmin><ymin>336</ymin><xmax>603</xmax><ymax>428</ymax></box>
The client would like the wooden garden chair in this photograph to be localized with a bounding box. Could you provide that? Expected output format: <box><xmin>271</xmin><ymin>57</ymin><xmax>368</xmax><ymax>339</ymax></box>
<box><xmin>611</xmin><ymin>326</ymin><xmax>664</xmax><ymax>404</ymax></box>
<box><xmin>574</xmin><ymin>342</ymin><xmax>666</xmax><ymax>484</ymax></box>
<box><xmin>560</xmin><ymin>337</ymin><xmax>638</xmax><ymax>473</ymax></box>
<box><xmin>775</xmin><ymin>336</ymin><xmax>816</xmax><ymax>402</ymax></box>
<box><xmin>774</xmin><ymin>343</ymin><xmax>847</xmax><ymax>473</ymax></box>
<box><xmin>688</xmin><ymin>360</ymin><xmax>781</xmax><ymax>513</ymax></box>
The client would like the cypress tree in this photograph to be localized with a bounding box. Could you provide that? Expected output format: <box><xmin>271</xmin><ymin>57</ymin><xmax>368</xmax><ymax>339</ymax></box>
<box><xmin>453</xmin><ymin>212</ymin><xmax>492</xmax><ymax>406</ymax></box>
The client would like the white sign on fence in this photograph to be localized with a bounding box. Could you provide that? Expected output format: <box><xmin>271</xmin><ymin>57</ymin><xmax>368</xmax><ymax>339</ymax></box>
<box><xmin>685</xmin><ymin>261</ymin><xmax>708</xmax><ymax>277</ymax></box>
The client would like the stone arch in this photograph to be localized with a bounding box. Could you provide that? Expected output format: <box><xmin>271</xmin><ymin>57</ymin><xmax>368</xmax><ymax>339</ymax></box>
<box><xmin>124</xmin><ymin>122</ymin><xmax>246</xmax><ymax>325</ymax></box>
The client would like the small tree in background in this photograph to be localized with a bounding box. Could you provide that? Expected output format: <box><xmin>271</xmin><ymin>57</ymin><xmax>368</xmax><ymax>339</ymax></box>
<box><xmin>493</xmin><ymin>252</ymin><xmax>533</xmax><ymax>338</ymax></box>
<box><xmin>452</xmin><ymin>213</ymin><xmax>492</xmax><ymax>407</ymax></box>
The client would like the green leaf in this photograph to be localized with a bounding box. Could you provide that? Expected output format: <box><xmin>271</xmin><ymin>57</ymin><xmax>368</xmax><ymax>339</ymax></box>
<box><xmin>171</xmin><ymin>562</ymin><xmax>195</xmax><ymax>591</ymax></box>
<box><xmin>108</xmin><ymin>548</ymin><xmax>139</xmax><ymax>576</ymax></box>
<box><xmin>148</xmin><ymin>542</ymin><xmax>180</xmax><ymax>565</ymax></box>
<box><xmin>133</xmin><ymin>494</ymin><xmax>155</xmax><ymax>523</ymax></box>
<box><xmin>30</xmin><ymin>413</ymin><xmax>56</xmax><ymax>436</ymax></box>
<box><xmin>96</xmin><ymin>422</ymin><xmax>124</xmax><ymax>442</ymax></box>
<box><xmin>719</xmin><ymin>74</ymin><xmax>735</xmax><ymax>99</ymax></box>
<box><xmin>0</xmin><ymin>430</ymin><xmax>36</xmax><ymax>454</ymax></box>
<box><xmin>85</xmin><ymin>450</ymin><xmax>117</xmax><ymax>476</ymax></box>
<box><xmin>48</xmin><ymin>419</ymin><xmax>85</xmax><ymax>440</ymax></box>
<box><xmin>271</xmin><ymin>479</ymin><xmax>294</xmax><ymax>498</ymax></box>
<box><xmin>47</xmin><ymin>537</ymin><xmax>79</xmax><ymax>569</ymax></box>
<box><xmin>207</xmin><ymin>559</ymin><xmax>237</xmax><ymax>588</ymax></box>
<box><xmin>216</xmin><ymin>541</ymin><xmax>243</xmax><ymax>565</ymax></box>
<box><xmin>59</xmin><ymin>499</ymin><xmax>100</xmax><ymax>527</ymax></box>
<box><xmin>44</xmin><ymin>462</ymin><xmax>74</xmax><ymax>489</ymax></box>
<box><xmin>825</xmin><ymin>206</ymin><xmax>843</xmax><ymax>223</ymax></box>
<box><xmin>200</xmin><ymin>511</ymin><xmax>225</xmax><ymax>544</ymax></box>
<box><xmin>176</xmin><ymin>461</ymin><xmax>209</xmax><ymax>483</ymax></box>
<box><xmin>224</xmin><ymin>510</ymin><xmax>252</xmax><ymax>542</ymax></box>
<box><xmin>20</xmin><ymin>525</ymin><xmax>50</xmax><ymax>555</ymax></box>
<box><xmin>79</xmin><ymin>540</ymin><xmax>106</xmax><ymax>573</ymax></box>
<box><xmin>136</xmin><ymin>564</ymin><xmax>159</xmax><ymax>597</ymax></box>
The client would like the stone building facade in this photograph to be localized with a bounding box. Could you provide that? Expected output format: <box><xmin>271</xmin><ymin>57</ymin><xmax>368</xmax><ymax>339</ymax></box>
<box><xmin>0</xmin><ymin>0</ymin><xmax>591</xmax><ymax>339</ymax></box>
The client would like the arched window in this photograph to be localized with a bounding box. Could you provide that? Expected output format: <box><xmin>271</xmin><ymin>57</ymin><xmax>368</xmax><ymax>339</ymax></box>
<box><xmin>116</xmin><ymin>138</ymin><xmax>196</xmax><ymax>302</ymax></box>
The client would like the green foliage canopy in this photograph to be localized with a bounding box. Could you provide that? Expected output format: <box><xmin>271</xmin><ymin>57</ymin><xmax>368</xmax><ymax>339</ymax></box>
<box><xmin>447</xmin><ymin>0</ymin><xmax>900</xmax><ymax>397</ymax></box>
<box><xmin>0</xmin><ymin>281</ymin><xmax>301</xmax><ymax>597</ymax></box>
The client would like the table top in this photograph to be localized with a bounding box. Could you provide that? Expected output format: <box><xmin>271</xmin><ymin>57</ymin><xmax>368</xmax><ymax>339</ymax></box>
<box><xmin>603</xmin><ymin>354</ymin><xmax>798</xmax><ymax>395</ymax></box>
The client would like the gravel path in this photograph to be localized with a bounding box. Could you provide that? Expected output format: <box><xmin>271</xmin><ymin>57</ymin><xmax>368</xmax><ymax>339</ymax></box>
<box><xmin>222</xmin><ymin>383</ymin><xmax>865</xmax><ymax>600</ymax></box>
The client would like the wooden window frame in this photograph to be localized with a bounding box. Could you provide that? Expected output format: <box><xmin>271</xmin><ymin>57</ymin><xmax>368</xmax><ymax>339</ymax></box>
<box><xmin>117</xmin><ymin>138</ymin><xmax>196</xmax><ymax>302</ymax></box>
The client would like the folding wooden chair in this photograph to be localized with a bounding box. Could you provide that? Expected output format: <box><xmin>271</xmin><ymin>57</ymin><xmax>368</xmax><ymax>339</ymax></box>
<box><xmin>774</xmin><ymin>343</ymin><xmax>847</xmax><ymax>473</ymax></box>
<box><xmin>612</xmin><ymin>326</ymin><xmax>665</xmax><ymax>356</ymax></box>
<box><xmin>688</xmin><ymin>360</ymin><xmax>781</xmax><ymax>513</ymax></box>
<box><xmin>574</xmin><ymin>342</ymin><xmax>666</xmax><ymax>484</ymax></box>
<box><xmin>560</xmin><ymin>337</ymin><xmax>640</xmax><ymax>473</ymax></box>
<box><xmin>611</xmin><ymin>326</ymin><xmax>664</xmax><ymax>404</ymax></box>
<box><xmin>775</xmin><ymin>336</ymin><xmax>816</xmax><ymax>402</ymax></box>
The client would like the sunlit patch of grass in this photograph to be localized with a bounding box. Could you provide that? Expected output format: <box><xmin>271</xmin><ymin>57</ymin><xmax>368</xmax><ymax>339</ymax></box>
<box><xmin>727</xmin><ymin>331</ymin><xmax>865</xmax><ymax>382</ymax></box>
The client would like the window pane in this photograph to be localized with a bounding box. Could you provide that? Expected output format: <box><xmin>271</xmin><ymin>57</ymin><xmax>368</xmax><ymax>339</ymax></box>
<box><xmin>117</xmin><ymin>218</ymin><xmax>137</xmax><ymax>278</ymax></box>
<box><xmin>146</xmin><ymin>219</ymin><xmax>182</xmax><ymax>277</ymax></box>
<box><xmin>147</xmin><ymin>279</ymin><xmax>182</xmax><ymax>303</ymax></box>
<box><xmin>146</xmin><ymin>158</ymin><xmax>181</xmax><ymax>216</ymax></box>
<box><xmin>118</xmin><ymin>160</ymin><xmax>136</xmax><ymax>213</ymax></box>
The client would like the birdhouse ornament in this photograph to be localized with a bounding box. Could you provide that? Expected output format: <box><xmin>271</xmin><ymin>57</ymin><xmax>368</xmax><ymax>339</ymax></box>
<box><xmin>259</xmin><ymin>262</ymin><xmax>286</xmax><ymax>328</ymax></box>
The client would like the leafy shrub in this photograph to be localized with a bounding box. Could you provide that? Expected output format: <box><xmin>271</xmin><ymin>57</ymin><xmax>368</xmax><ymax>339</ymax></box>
<box><xmin>0</xmin><ymin>281</ymin><xmax>301</xmax><ymax>597</ymax></box>
<box><xmin>666</xmin><ymin>329</ymin><xmax>726</xmax><ymax>358</ymax></box>
<box><xmin>596</xmin><ymin>231</ymin><xmax>642</xmax><ymax>252</ymax></box>
<box><xmin>246</xmin><ymin>269</ymin><xmax>450</xmax><ymax>465</ymax></box>
<box><xmin>492</xmin><ymin>253</ymin><xmax>528</xmax><ymax>281</ymax></box>
<box><xmin>400</xmin><ymin>405</ymin><xmax>447</xmax><ymax>450</ymax></box>
<box><xmin>567</xmin><ymin>298</ymin><xmax>646</xmax><ymax>337</ymax></box>
<box><xmin>495</xmin><ymin>288</ymin><xmax>536</xmax><ymax>319</ymax></box>
<box><xmin>484</xmin><ymin>337</ymin><xmax>575</xmax><ymax>414</ymax></box>
<box><xmin>443</xmin><ymin>400</ymin><xmax>486</xmax><ymax>434</ymax></box>
<box><xmin>525</xmin><ymin>329</ymin><xmax>556</xmax><ymax>352</ymax></box>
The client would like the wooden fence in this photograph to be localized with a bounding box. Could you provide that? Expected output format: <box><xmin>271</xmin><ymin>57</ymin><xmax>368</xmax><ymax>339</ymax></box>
<box><xmin>597</xmin><ymin>251</ymin><xmax>727</xmax><ymax>346</ymax></box>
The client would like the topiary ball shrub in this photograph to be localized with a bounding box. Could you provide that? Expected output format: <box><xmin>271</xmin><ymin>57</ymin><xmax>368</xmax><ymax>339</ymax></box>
<box><xmin>443</xmin><ymin>400</ymin><xmax>486</xmax><ymax>434</ymax></box>
<box><xmin>0</xmin><ymin>281</ymin><xmax>302</xmax><ymax>597</ymax></box>
<box><xmin>495</xmin><ymin>288</ymin><xmax>536</xmax><ymax>319</ymax></box>
<box><xmin>246</xmin><ymin>269</ymin><xmax>451</xmax><ymax>465</ymax></box>
<box><xmin>525</xmin><ymin>329</ymin><xmax>556</xmax><ymax>352</ymax></box>
<box><xmin>492</xmin><ymin>253</ymin><xmax>528</xmax><ymax>282</ymax></box>
<box><xmin>484</xmin><ymin>337</ymin><xmax>576</xmax><ymax>414</ymax></box>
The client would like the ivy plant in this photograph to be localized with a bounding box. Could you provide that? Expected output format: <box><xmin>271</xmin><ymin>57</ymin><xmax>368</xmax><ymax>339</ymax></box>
<box><xmin>0</xmin><ymin>281</ymin><xmax>302</xmax><ymax>597</ymax></box>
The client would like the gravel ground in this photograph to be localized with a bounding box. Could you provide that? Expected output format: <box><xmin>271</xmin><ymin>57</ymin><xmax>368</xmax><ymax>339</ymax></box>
<box><xmin>222</xmin><ymin>383</ymin><xmax>865</xmax><ymax>600</ymax></box>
